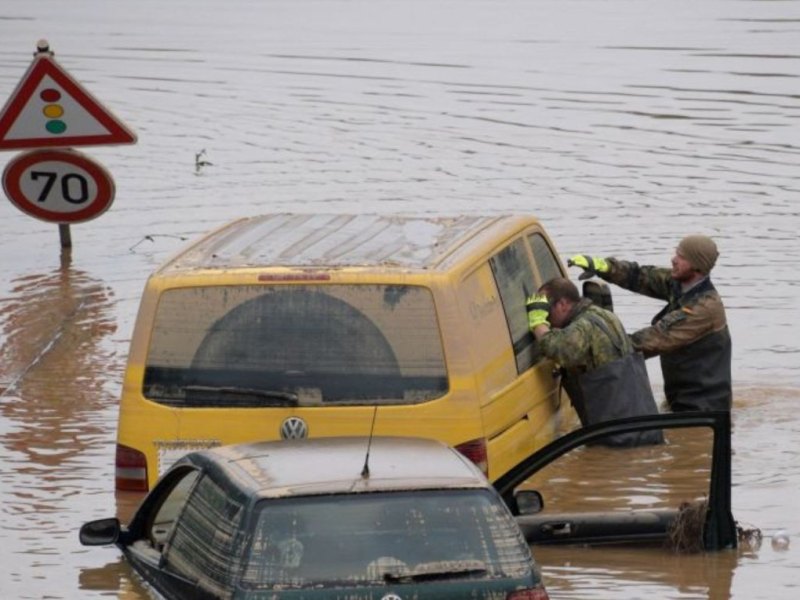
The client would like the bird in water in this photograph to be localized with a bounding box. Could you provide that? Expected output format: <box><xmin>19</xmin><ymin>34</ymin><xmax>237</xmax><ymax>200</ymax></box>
<box><xmin>195</xmin><ymin>149</ymin><xmax>213</xmax><ymax>172</ymax></box>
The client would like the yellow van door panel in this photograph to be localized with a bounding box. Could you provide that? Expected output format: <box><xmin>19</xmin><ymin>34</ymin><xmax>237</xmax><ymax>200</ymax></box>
<box><xmin>456</xmin><ymin>263</ymin><xmax>518</xmax><ymax>404</ymax></box>
<box><xmin>486</xmin><ymin>418</ymin><xmax>537</xmax><ymax>482</ymax></box>
<box><xmin>486</xmin><ymin>396</ymin><xmax>563</xmax><ymax>481</ymax></box>
<box><xmin>485</xmin><ymin>368</ymin><xmax>567</xmax><ymax>481</ymax></box>
<box><xmin>480</xmin><ymin>361</ymin><xmax>559</xmax><ymax>440</ymax></box>
<box><xmin>453</xmin><ymin>256</ymin><xmax>569</xmax><ymax>481</ymax></box>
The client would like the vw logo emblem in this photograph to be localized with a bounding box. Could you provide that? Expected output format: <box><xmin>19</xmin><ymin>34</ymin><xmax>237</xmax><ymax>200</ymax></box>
<box><xmin>280</xmin><ymin>416</ymin><xmax>308</xmax><ymax>440</ymax></box>
<box><xmin>381</xmin><ymin>595</ymin><xmax>402</xmax><ymax>600</ymax></box>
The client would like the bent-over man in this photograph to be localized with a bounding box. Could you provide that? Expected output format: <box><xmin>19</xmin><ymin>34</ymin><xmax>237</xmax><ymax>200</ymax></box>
<box><xmin>527</xmin><ymin>277</ymin><xmax>662</xmax><ymax>446</ymax></box>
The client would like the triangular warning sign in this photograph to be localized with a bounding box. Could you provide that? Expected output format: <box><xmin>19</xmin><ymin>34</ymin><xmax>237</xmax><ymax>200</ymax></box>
<box><xmin>0</xmin><ymin>52</ymin><xmax>137</xmax><ymax>151</ymax></box>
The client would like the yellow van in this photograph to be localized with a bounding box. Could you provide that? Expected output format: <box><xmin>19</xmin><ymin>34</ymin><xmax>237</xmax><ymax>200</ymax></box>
<box><xmin>115</xmin><ymin>213</ymin><xmax>575</xmax><ymax>491</ymax></box>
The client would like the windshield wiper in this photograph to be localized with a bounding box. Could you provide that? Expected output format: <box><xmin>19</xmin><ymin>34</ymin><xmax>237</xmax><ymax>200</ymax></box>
<box><xmin>181</xmin><ymin>385</ymin><xmax>299</xmax><ymax>406</ymax></box>
<box><xmin>383</xmin><ymin>560</ymin><xmax>487</xmax><ymax>583</ymax></box>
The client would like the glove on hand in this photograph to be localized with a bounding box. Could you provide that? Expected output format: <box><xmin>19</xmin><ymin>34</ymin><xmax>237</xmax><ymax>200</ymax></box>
<box><xmin>567</xmin><ymin>255</ymin><xmax>609</xmax><ymax>280</ymax></box>
<box><xmin>526</xmin><ymin>293</ymin><xmax>551</xmax><ymax>329</ymax></box>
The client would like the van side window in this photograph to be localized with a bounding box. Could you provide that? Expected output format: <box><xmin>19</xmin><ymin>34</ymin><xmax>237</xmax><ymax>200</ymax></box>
<box><xmin>489</xmin><ymin>239</ymin><xmax>540</xmax><ymax>373</ymax></box>
<box><xmin>528</xmin><ymin>233</ymin><xmax>563</xmax><ymax>284</ymax></box>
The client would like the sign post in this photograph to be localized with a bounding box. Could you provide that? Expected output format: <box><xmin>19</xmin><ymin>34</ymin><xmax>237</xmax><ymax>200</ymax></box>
<box><xmin>0</xmin><ymin>40</ymin><xmax>136</xmax><ymax>249</ymax></box>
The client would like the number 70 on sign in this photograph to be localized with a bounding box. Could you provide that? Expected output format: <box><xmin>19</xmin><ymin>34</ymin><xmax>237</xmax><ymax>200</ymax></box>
<box><xmin>2</xmin><ymin>148</ymin><xmax>115</xmax><ymax>224</ymax></box>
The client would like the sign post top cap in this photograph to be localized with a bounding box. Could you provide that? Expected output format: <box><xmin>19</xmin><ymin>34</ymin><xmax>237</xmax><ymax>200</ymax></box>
<box><xmin>36</xmin><ymin>39</ymin><xmax>51</xmax><ymax>55</ymax></box>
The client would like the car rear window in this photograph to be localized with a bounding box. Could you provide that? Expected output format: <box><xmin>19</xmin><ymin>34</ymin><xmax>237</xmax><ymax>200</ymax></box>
<box><xmin>143</xmin><ymin>285</ymin><xmax>448</xmax><ymax>407</ymax></box>
<box><xmin>241</xmin><ymin>489</ymin><xmax>533</xmax><ymax>589</ymax></box>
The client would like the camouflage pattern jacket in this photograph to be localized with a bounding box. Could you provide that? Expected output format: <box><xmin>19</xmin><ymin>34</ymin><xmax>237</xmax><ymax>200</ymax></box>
<box><xmin>600</xmin><ymin>258</ymin><xmax>732</xmax><ymax>411</ymax></box>
<box><xmin>537</xmin><ymin>299</ymin><xmax>631</xmax><ymax>372</ymax></box>
<box><xmin>537</xmin><ymin>298</ymin><xmax>663</xmax><ymax>446</ymax></box>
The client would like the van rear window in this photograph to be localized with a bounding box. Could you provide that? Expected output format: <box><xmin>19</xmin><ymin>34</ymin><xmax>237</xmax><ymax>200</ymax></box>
<box><xmin>143</xmin><ymin>285</ymin><xmax>448</xmax><ymax>407</ymax></box>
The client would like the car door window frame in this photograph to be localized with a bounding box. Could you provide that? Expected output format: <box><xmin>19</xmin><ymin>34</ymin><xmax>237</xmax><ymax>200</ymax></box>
<box><xmin>160</xmin><ymin>470</ymin><xmax>248</xmax><ymax>597</ymax></box>
<box><xmin>489</xmin><ymin>237</ymin><xmax>540</xmax><ymax>374</ymax></box>
<box><xmin>126</xmin><ymin>465</ymin><xmax>200</xmax><ymax>555</ymax></box>
<box><xmin>494</xmin><ymin>411</ymin><xmax>737</xmax><ymax>551</ymax></box>
<box><xmin>527</xmin><ymin>231</ymin><xmax>564</xmax><ymax>285</ymax></box>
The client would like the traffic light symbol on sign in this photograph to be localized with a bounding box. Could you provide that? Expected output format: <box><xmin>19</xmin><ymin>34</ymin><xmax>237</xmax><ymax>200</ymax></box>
<box><xmin>41</xmin><ymin>88</ymin><xmax>67</xmax><ymax>135</ymax></box>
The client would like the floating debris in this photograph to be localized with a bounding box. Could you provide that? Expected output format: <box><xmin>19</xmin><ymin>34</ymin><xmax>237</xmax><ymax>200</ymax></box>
<box><xmin>667</xmin><ymin>499</ymin><xmax>707</xmax><ymax>553</ymax></box>
<box><xmin>666</xmin><ymin>499</ymin><xmax>763</xmax><ymax>553</ymax></box>
<box><xmin>129</xmin><ymin>234</ymin><xmax>189</xmax><ymax>252</ymax></box>
<box><xmin>737</xmin><ymin>523</ymin><xmax>763</xmax><ymax>550</ymax></box>
<box><xmin>771</xmin><ymin>529</ymin><xmax>790</xmax><ymax>551</ymax></box>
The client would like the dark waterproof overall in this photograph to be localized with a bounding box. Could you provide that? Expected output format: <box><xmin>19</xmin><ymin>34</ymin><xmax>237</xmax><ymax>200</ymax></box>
<box><xmin>564</xmin><ymin>314</ymin><xmax>664</xmax><ymax>447</ymax></box>
<box><xmin>651</xmin><ymin>278</ymin><xmax>732</xmax><ymax>412</ymax></box>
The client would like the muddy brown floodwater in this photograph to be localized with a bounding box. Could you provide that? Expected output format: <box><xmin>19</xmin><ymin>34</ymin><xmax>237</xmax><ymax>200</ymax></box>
<box><xmin>1</xmin><ymin>1</ymin><xmax>798</xmax><ymax>598</ymax></box>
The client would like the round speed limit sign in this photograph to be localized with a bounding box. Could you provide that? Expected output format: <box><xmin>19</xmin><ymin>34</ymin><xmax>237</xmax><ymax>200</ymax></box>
<box><xmin>2</xmin><ymin>148</ymin><xmax>115</xmax><ymax>224</ymax></box>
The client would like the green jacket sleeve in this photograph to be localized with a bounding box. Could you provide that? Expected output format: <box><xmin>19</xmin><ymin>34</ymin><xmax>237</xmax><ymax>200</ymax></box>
<box><xmin>602</xmin><ymin>258</ymin><xmax>673</xmax><ymax>301</ymax></box>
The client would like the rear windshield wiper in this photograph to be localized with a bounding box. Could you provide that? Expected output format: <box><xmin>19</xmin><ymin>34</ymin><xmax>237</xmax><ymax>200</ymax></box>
<box><xmin>181</xmin><ymin>385</ymin><xmax>299</xmax><ymax>406</ymax></box>
<box><xmin>383</xmin><ymin>561</ymin><xmax>487</xmax><ymax>583</ymax></box>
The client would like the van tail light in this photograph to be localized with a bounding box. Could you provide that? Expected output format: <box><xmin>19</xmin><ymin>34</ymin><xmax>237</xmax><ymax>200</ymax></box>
<box><xmin>455</xmin><ymin>437</ymin><xmax>488</xmax><ymax>476</ymax></box>
<box><xmin>115</xmin><ymin>444</ymin><xmax>149</xmax><ymax>492</ymax></box>
<box><xmin>507</xmin><ymin>585</ymin><xmax>550</xmax><ymax>600</ymax></box>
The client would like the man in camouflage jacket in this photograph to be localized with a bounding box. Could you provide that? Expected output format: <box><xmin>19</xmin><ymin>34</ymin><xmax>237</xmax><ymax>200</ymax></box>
<box><xmin>568</xmin><ymin>235</ymin><xmax>732</xmax><ymax>412</ymax></box>
<box><xmin>527</xmin><ymin>278</ymin><xmax>662</xmax><ymax>446</ymax></box>
<box><xmin>529</xmin><ymin>281</ymin><xmax>632</xmax><ymax>372</ymax></box>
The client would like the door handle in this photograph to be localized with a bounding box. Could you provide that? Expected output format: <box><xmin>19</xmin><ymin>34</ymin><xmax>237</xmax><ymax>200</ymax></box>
<box><xmin>540</xmin><ymin>521</ymin><xmax>572</xmax><ymax>536</ymax></box>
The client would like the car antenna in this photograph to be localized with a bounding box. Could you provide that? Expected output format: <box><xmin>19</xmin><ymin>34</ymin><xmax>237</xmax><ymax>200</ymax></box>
<box><xmin>361</xmin><ymin>405</ymin><xmax>379</xmax><ymax>479</ymax></box>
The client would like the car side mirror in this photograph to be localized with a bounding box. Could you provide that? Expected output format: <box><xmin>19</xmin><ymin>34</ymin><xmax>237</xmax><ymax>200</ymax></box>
<box><xmin>582</xmin><ymin>280</ymin><xmax>613</xmax><ymax>312</ymax></box>
<box><xmin>79</xmin><ymin>518</ymin><xmax>121</xmax><ymax>546</ymax></box>
<box><xmin>514</xmin><ymin>490</ymin><xmax>544</xmax><ymax>515</ymax></box>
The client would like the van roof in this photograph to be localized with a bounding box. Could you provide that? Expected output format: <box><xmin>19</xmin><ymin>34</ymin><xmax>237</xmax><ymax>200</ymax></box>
<box><xmin>158</xmin><ymin>213</ymin><xmax>537</xmax><ymax>273</ymax></box>
<box><xmin>192</xmin><ymin>437</ymin><xmax>487</xmax><ymax>498</ymax></box>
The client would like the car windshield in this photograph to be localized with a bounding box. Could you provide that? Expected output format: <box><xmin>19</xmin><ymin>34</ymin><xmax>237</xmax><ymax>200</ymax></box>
<box><xmin>143</xmin><ymin>285</ymin><xmax>448</xmax><ymax>407</ymax></box>
<box><xmin>241</xmin><ymin>489</ymin><xmax>533</xmax><ymax>589</ymax></box>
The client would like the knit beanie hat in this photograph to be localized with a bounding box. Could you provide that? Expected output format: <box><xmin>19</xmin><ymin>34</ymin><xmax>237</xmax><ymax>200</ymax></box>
<box><xmin>677</xmin><ymin>235</ymin><xmax>719</xmax><ymax>274</ymax></box>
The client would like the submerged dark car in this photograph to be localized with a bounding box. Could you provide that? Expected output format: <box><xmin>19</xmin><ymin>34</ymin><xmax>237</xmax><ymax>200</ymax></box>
<box><xmin>81</xmin><ymin>412</ymin><xmax>736</xmax><ymax>599</ymax></box>
<box><xmin>81</xmin><ymin>437</ymin><xmax>550</xmax><ymax>599</ymax></box>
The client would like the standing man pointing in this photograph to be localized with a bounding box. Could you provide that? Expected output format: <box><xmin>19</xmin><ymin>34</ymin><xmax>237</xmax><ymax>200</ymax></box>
<box><xmin>568</xmin><ymin>234</ymin><xmax>732</xmax><ymax>412</ymax></box>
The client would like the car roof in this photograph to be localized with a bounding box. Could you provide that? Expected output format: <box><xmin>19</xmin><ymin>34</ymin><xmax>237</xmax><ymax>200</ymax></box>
<box><xmin>186</xmin><ymin>437</ymin><xmax>489</xmax><ymax>499</ymax></box>
<box><xmin>157</xmin><ymin>213</ymin><xmax>538</xmax><ymax>274</ymax></box>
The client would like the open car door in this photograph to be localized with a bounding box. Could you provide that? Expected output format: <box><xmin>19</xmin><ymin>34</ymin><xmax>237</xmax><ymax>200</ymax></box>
<box><xmin>495</xmin><ymin>411</ymin><xmax>737</xmax><ymax>551</ymax></box>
